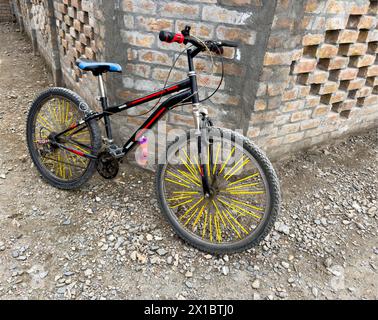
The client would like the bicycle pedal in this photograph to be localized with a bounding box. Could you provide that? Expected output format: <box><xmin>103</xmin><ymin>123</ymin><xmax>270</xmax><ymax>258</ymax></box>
<box><xmin>108</xmin><ymin>144</ymin><xmax>125</xmax><ymax>158</ymax></box>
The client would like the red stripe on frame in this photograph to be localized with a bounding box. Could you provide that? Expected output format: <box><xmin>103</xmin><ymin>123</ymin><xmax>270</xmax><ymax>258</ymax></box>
<box><xmin>135</xmin><ymin>107</ymin><xmax>166</xmax><ymax>140</ymax></box>
<box><xmin>127</xmin><ymin>85</ymin><xmax>179</xmax><ymax>107</ymax></box>
<box><xmin>66</xmin><ymin>147</ymin><xmax>85</xmax><ymax>157</ymax></box>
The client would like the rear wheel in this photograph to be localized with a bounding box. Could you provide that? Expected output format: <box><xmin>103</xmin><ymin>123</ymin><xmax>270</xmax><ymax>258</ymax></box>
<box><xmin>156</xmin><ymin>128</ymin><xmax>281</xmax><ymax>254</ymax></box>
<box><xmin>26</xmin><ymin>87</ymin><xmax>101</xmax><ymax>189</ymax></box>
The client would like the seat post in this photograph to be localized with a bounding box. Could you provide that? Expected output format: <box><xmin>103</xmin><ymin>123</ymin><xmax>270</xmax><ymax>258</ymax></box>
<box><xmin>98</xmin><ymin>74</ymin><xmax>106</xmax><ymax>98</ymax></box>
<box><xmin>97</xmin><ymin>74</ymin><xmax>113</xmax><ymax>142</ymax></box>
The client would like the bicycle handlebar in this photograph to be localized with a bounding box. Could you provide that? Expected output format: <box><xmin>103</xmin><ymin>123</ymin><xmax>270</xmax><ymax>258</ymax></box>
<box><xmin>158</xmin><ymin>29</ymin><xmax>238</xmax><ymax>55</ymax></box>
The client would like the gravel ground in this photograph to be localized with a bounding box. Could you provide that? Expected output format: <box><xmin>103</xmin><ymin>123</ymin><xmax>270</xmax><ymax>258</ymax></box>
<box><xmin>0</xmin><ymin>22</ymin><xmax>377</xmax><ymax>300</ymax></box>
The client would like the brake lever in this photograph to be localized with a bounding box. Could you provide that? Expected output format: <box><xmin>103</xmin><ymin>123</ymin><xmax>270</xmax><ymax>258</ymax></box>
<box><xmin>205</xmin><ymin>41</ymin><xmax>224</xmax><ymax>55</ymax></box>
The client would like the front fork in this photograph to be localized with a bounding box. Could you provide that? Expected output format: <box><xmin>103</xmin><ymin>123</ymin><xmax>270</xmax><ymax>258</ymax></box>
<box><xmin>194</xmin><ymin>107</ymin><xmax>214</xmax><ymax>197</ymax></box>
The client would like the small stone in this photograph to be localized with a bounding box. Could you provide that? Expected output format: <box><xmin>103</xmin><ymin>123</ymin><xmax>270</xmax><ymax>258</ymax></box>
<box><xmin>0</xmin><ymin>173</ymin><xmax>6</xmax><ymax>179</ymax></box>
<box><xmin>222</xmin><ymin>266</ymin><xmax>229</xmax><ymax>276</ymax></box>
<box><xmin>130</xmin><ymin>251</ymin><xmax>137</xmax><ymax>261</ymax></box>
<box><xmin>252</xmin><ymin>279</ymin><xmax>260</xmax><ymax>289</ymax></box>
<box><xmin>12</xmin><ymin>250</ymin><xmax>19</xmax><ymax>258</ymax></box>
<box><xmin>274</xmin><ymin>222</ymin><xmax>290</xmax><ymax>235</ymax></box>
<box><xmin>157</xmin><ymin>248</ymin><xmax>168</xmax><ymax>256</ymax></box>
<box><xmin>253</xmin><ymin>293</ymin><xmax>261</xmax><ymax>300</ymax></box>
<box><xmin>281</xmin><ymin>261</ymin><xmax>290</xmax><ymax>269</ymax></box>
<box><xmin>95</xmin><ymin>196</ymin><xmax>101</xmax><ymax>202</ymax></box>
<box><xmin>324</xmin><ymin>257</ymin><xmax>333</xmax><ymax>268</ymax></box>
<box><xmin>84</xmin><ymin>269</ymin><xmax>93</xmax><ymax>277</ymax></box>
<box><xmin>204</xmin><ymin>254</ymin><xmax>212</xmax><ymax>260</ymax></box>
<box><xmin>39</xmin><ymin>271</ymin><xmax>49</xmax><ymax>279</ymax></box>
<box><xmin>185</xmin><ymin>281</ymin><xmax>193</xmax><ymax>288</ymax></box>
<box><xmin>167</xmin><ymin>256</ymin><xmax>173</xmax><ymax>265</ymax></box>
<box><xmin>146</xmin><ymin>234</ymin><xmax>153</xmax><ymax>241</ymax></box>
<box><xmin>185</xmin><ymin>271</ymin><xmax>193</xmax><ymax>278</ymax></box>
<box><xmin>312</xmin><ymin>287</ymin><xmax>318</xmax><ymax>297</ymax></box>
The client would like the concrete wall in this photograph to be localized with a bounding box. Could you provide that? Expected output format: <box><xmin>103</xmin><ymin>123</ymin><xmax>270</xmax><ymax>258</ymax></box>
<box><xmin>11</xmin><ymin>0</ymin><xmax>378</xmax><ymax>160</ymax></box>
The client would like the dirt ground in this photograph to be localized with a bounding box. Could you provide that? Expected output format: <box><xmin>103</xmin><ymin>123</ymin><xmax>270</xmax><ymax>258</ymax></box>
<box><xmin>0</xmin><ymin>22</ymin><xmax>377</xmax><ymax>300</ymax></box>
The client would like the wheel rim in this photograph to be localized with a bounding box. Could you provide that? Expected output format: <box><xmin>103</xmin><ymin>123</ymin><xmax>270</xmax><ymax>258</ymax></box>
<box><xmin>161</xmin><ymin>133</ymin><xmax>271</xmax><ymax>246</ymax></box>
<box><xmin>31</xmin><ymin>96</ymin><xmax>93</xmax><ymax>182</ymax></box>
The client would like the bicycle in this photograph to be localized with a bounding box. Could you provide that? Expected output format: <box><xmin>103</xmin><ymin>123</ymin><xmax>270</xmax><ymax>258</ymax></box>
<box><xmin>26</xmin><ymin>26</ymin><xmax>281</xmax><ymax>254</ymax></box>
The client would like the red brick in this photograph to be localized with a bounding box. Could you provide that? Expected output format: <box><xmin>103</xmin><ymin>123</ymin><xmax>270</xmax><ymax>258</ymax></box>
<box><xmin>339</xmin><ymin>78</ymin><xmax>366</xmax><ymax>91</ymax></box>
<box><xmin>316</xmin><ymin>44</ymin><xmax>338</xmax><ymax>58</ymax></box>
<box><xmin>292</xmin><ymin>58</ymin><xmax>317</xmax><ymax>74</ymax></box>
<box><xmin>338</xmin><ymin>43</ymin><xmax>368</xmax><ymax>56</ymax></box>
<box><xmin>263</xmin><ymin>52</ymin><xmax>292</xmax><ymax>66</ymax></box>
<box><xmin>337</xmin><ymin>68</ymin><xmax>359</xmax><ymax>81</ymax></box>
<box><xmin>349</xmin><ymin>55</ymin><xmax>375</xmax><ymax>68</ymax></box>
<box><xmin>331</xmin><ymin>99</ymin><xmax>356</xmax><ymax>113</ymax></box>
<box><xmin>319</xmin><ymin>56</ymin><xmax>349</xmax><ymax>70</ymax></box>
<box><xmin>312</xmin><ymin>104</ymin><xmax>331</xmax><ymax>117</ymax></box>
<box><xmin>302</xmin><ymin>33</ymin><xmax>324</xmax><ymax>46</ymax></box>
<box><xmin>216</xmin><ymin>26</ymin><xmax>256</xmax><ymax>45</ymax></box>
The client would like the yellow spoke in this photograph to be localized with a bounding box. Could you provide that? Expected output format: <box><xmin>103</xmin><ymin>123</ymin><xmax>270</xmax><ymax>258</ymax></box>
<box><xmin>165</xmin><ymin>178</ymin><xmax>191</xmax><ymax>189</ymax></box>
<box><xmin>37</xmin><ymin>114</ymin><xmax>54</xmax><ymax>132</ymax></box>
<box><xmin>218</xmin><ymin>197</ymin><xmax>261</xmax><ymax>220</ymax></box>
<box><xmin>223</xmin><ymin>207</ymin><xmax>249</xmax><ymax>236</ymax></box>
<box><xmin>224</xmin><ymin>155</ymin><xmax>248</xmax><ymax>180</ymax></box>
<box><xmin>170</xmin><ymin>199</ymin><xmax>194</xmax><ymax>209</ymax></box>
<box><xmin>167</xmin><ymin>195</ymin><xmax>194</xmax><ymax>202</ymax></box>
<box><xmin>209</xmin><ymin>214</ymin><xmax>213</xmax><ymax>242</ymax></box>
<box><xmin>214</xmin><ymin>214</ymin><xmax>221</xmax><ymax>243</ymax></box>
<box><xmin>228</xmin><ymin>173</ymin><xmax>260</xmax><ymax>186</ymax></box>
<box><xmin>182</xmin><ymin>149</ymin><xmax>201</xmax><ymax>180</ymax></box>
<box><xmin>229</xmin><ymin>198</ymin><xmax>264</xmax><ymax>212</ymax></box>
<box><xmin>65</xmin><ymin>152</ymin><xmax>73</xmax><ymax>178</ymax></box>
<box><xmin>193</xmin><ymin>153</ymin><xmax>202</xmax><ymax>177</ymax></box>
<box><xmin>179</xmin><ymin>196</ymin><xmax>204</xmax><ymax>221</ymax></box>
<box><xmin>192</xmin><ymin>202</ymin><xmax>207</xmax><ymax>228</ymax></box>
<box><xmin>48</xmin><ymin>104</ymin><xmax>59</xmax><ymax>126</ymax></box>
<box><xmin>225</xmin><ymin>183</ymin><xmax>260</xmax><ymax>191</ymax></box>
<box><xmin>60</xmin><ymin>99</ymin><xmax>65</xmax><ymax>124</ymax></box>
<box><xmin>212</xmin><ymin>143</ymin><xmax>221</xmax><ymax>175</ymax></box>
<box><xmin>167</xmin><ymin>170</ymin><xmax>194</xmax><ymax>187</ymax></box>
<box><xmin>183</xmin><ymin>207</ymin><xmax>198</xmax><ymax>227</ymax></box>
<box><xmin>177</xmin><ymin>169</ymin><xmax>201</xmax><ymax>187</ymax></box>
<box><xmin>173</xmin><ymin>191</ymin><xmax>199</xmax><ymax>195</ymax></box>
<box><xmin>65</xmin><ymin>101</ymin><xmax>70</xmax><ymax>124</ymax></box>
<box><xmin>221</xmin><ymin>210</ymin><xmax>241</xmax><ymax>239</ymax></box>
<box><xmin>54</xmin><ymin>99</ymin><xmax>59</xmax><ymax>125</ymax></box>
<box><xmin>179</xmin><ymin>155</ymin><xmax>201</xmax><ymax>183</ymax></box>
<box><xmin>202</xmin><ymin>209</ymin><xmax>209</xmax><ymax>239</ymax></box>
<box><xmin>225</xmin><ymin>158</ymin><xmax>251</xmax><ymax>181</ymax></box>
<box><xmin>219</xmin><ymin>146</ymin><xmax>236</xmax><ymax>175</ymax></box>
<box><xmin>226</xmin><ymin>191</ymin><xmax>265</xmax><ymax>195</ymax></box>
<box><xmin>186</xmin><ymin>202</ymin><xmax>207</xmax><ymax>227</ymax></box>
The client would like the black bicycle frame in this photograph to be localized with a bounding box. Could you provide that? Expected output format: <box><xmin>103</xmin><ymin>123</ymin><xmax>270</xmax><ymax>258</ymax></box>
<box><xmin>58</xmin><ymin>48</ymin><xmax>203</xmax><ymax>160</ymax></box>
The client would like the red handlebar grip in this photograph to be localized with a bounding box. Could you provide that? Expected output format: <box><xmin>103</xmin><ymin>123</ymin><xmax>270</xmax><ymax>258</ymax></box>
<box><xmin>159</xmin><ymin>31</ymin><xmax>184</xmax><ymax>44</ymax></box>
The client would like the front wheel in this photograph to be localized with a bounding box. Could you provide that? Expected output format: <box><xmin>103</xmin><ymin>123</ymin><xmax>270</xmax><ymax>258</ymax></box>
<box><xmin>156</xmin><ymin>128</ymin><xmax>281</xmax><ymax>254</ymax></box>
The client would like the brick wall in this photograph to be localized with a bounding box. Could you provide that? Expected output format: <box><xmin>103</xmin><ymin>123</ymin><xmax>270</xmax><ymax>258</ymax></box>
<box><xmin>253</xmin><ymin>0</ymin><xmax>378</xmax><ymax>157</ymax></box>
<box><xmin>11</xmin><ymin>0</ymin><xmax>378</xmax><ymax>160</ymax></box>
<box><xmin>0</xmin><ymin>0</ymin><xmax>12</xmax><ymax>21</ymax></box>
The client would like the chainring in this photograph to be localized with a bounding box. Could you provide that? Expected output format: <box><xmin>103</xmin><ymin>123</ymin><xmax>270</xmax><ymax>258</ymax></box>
<box><xmin>96</xmin><ymin>151</ymin><xmax>119</xmax><ymax>180</ymax></box>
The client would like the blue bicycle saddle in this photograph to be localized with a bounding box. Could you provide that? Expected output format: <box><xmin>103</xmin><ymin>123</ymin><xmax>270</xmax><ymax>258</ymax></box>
<box><xmin>76</xmin><ymin>58</ymin><xmax>122</xmax><ymax>75</ymax></box>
